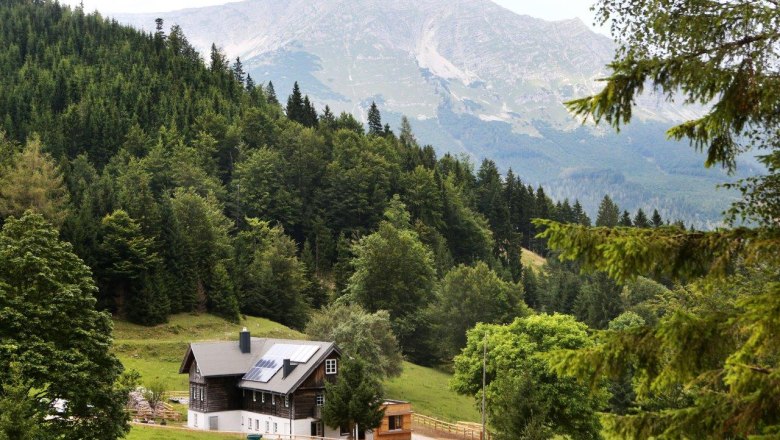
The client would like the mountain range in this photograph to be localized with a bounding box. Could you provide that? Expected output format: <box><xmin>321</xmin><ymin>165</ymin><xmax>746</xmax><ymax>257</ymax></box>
<box><xmin>114</xmin><ymin>0</ymin><xmax>761</xmax><ymax>225</ymax></box>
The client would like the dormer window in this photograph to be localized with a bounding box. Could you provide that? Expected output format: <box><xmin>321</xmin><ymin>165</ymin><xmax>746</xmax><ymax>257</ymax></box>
<box><xmin>325</xmin><ymin>359</ymin><xmax>337</xmax><ymax>375</ymax></box>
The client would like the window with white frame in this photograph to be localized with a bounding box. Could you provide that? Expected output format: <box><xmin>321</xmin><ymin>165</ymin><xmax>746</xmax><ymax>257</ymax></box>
<box><xmin>255</xmin><ymin>419</ymin><xmax>259</xmax><ymax>431</ymax></box>
<box><xmin>193</xmin><ymin>414</ymin><xmax>199</xmax><ymax>427</ymax></box>
<box><xmin>271</xmin><ymin>394</ymin><xmax>275</xmax><ymax>405</ymax></box>
<box><xmin>325</xmin><ymin>358</ymin><xmax>337</xmax><ymax>374</ymax></box>
<box><xmin>284</xmin><ymin>395</ymin><xmax>289</xmax><ymax>407</ymax></box>
<box><xmin>273</xmin><ymin>422</ymin><xmax>278</xmax><ymax>433</ymax></box>
<box><xmin>265</xmin><ymin>421</ymin><xmax>270</xmax><ymax>433</ymax></box>
<box><xmin>252</xmin><ymin>391</ymin><xmax>256</xmax><ymax>402</ymax></box>
<box><xmin>261</xmin><ymin>392</ymin><xmax>265</xmax><ymax>403</ymax></box>
<box><xmin>315</xmin><ymin>393</ymin><xmax>324</xmax><ymax>406</ymax></box>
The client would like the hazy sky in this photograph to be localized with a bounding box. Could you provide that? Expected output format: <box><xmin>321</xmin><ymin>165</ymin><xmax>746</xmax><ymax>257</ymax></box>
<box><xmin>60</xmin><ymin>0</ymin><xmax>605</xmax><ymax>32</ymax></box>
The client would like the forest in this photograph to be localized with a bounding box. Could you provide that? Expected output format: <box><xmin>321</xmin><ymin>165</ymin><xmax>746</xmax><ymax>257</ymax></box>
<box><xmin>0</xmin><ymin>0</ymin><xmax>674</xmax><ymax>342</ymax></box>
<box><xmin>1</xmin><ymin>0</ymin><xmax>778</xmax><ymax>439</ymax></box>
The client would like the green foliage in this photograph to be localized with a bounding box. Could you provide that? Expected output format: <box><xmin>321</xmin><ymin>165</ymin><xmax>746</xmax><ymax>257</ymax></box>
<box><xmin>0</xmin><ymin>212</ymin><xmax>129</xmax><ymax>439</ymax></box>
<box><xmin>431</xmin><ymin>262</ymin><xmax>529</xmax><ymax>360</ymax></box>
<box><xmin>235</xmin><ymin>218</ymin><xmax>309</xmax><ymax>329</ymax></box>
<box><xmin>541</xmin><ymin>1</ymin><xmax>780</xmax><ymax>436</ymax></box>
<box><xmin>97</xmin><ymin>210</ymin><xmax>163</xmax><ymax>323</ymax></box>
<box><xmin>0</xmin><ymin>135</ymin><xmax>69</xmax><ymax>225</ymax></box>
<box><xmin>322</xmin><ymin>359</ymin><xmax>385</xmax><ymax>440</ymax></box>
<box><xmin>305</xmin><ymin>303</ymin><xmax>403</xmax><ymax>379</ymax></box>
<box><xmin>596</xmin><ymin>195</ymin><xmax>619</xmax><ymax>227</ymax></box>
<box><xmin>367</xmin><ymin>101</ymin><xmax>383</xmax><ymax>136</ymax></box>
<box><xmin>346</xmin><ymin>204</ymin><xmax>436</xmax><ymax>355</ymax></box>
<box><xmin>233</xmin><ymin>147</ymin><xmax>301</xmax><ymax>227</ymax></box>
<box><xmin>0</xmin><ymin>363</ymin><xmax>43</xmax><ymax>440</ymax></box>
<box><xmin>452</xmin><ymin>315</ymin><xmax>606</xmax><ymax>440</ymax></box>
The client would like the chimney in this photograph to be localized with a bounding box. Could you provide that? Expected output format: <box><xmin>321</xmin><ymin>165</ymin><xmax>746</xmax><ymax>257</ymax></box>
<box><xmin>239</xmin><ymin>327</ymin><xmax>250</xmax><ymax>354</ymax></box>
<box><xmin>283</xmin><ymin>358</ymin><xmax>295</xmax><ymax>378</ymax></box>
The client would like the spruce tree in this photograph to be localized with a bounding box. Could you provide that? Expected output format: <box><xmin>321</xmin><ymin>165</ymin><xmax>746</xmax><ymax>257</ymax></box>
<box><xmin>651</xmin><ymin>209</ymin><xmax>663</xmax><ymax>227</ymax></box>
<box><xmin>367</xmin><ymin>101</ymin><xmax>383</xmax><ymax>135</ymax></box>
<box><xmin>232</xmin><ymin>56</ymin><xmax>245</xmax><ymax>84</ymax></box>
<box><xmin>618</xmin><ymin>210</ymin><xmax>633</xmax><ymax>226</ymax></box>
<box><xmin>265</xmin><ymin>81</ymin><xmax>278</xmax><ymax>105</ymax></box>
<box><xmin>321</xmin><ymin>105</ymin><xmax>336</xmax><ymax>129</ymax></box>
<box><xmin>322</xmin><ymin>359</ymin><xmax>385</xmax><ymax>440</ymax></box>
<box><xmin>596</xmin><ymin>195</ymin><xmax>620</xmax><ymax>227</ymax></box>
<box><xmin>633</xmin><ymin>208</ymin><xmax>650</xmax><ymax>228</ymax></box>
<box><xmin>286</xmin><ymin>81</ymin><xmax>304</xmax><ymax>124</ymax></box>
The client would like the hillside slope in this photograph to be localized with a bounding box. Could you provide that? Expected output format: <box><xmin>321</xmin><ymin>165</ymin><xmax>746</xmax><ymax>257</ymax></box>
<box><xmin>113</xmin><ymin>314</ymin><xmax>478</xmax><ymax>422</ymax></box>
<box><xmin>115</xmin><ymin>0</ymin><xmax>761</xmax><ymax>224</ymax></box>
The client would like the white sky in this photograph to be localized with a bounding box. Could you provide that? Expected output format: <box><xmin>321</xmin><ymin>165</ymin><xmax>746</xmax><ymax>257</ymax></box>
<box><xmin>60</xmin><ymin>0</ymin><xmax>606</xmax><ymax>33</ymax></box>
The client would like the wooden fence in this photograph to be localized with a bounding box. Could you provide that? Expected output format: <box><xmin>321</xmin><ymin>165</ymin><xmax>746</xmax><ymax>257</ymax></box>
<box><xmin>412</xmin><ymin>413</ymin><xmax>492</xmax><ymax>440</ymax></box>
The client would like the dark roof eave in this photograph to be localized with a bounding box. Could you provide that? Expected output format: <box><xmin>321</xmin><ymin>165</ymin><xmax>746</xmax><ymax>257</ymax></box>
<box><xmin>179</xmin><ymin>344</ymin><xmax>194</xmax><ymax>374</ymax></box>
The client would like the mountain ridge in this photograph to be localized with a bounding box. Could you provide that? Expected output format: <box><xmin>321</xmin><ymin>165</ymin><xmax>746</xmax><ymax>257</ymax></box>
<box><xmin>114</xmin><ymin>0</ymin><xmax>756</xmax><ymax>224</ymax></box>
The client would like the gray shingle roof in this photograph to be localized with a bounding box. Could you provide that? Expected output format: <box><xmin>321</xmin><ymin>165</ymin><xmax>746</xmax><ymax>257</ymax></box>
<box><xmin>180</xmin><ymin>338</ymin><xmax>338</xmax><ymax>395</ymax></box>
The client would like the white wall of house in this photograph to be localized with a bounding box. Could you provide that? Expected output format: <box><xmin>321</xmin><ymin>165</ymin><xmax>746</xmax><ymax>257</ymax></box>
<box><xmin>187</xmin><ymin>409</ymin><xmax>241</xmax><ymax>431</ymax></box>
<box><xmin>188</xmin><ymin>410</ymin><xmax>349</xmax><ymax>438</ymax></box>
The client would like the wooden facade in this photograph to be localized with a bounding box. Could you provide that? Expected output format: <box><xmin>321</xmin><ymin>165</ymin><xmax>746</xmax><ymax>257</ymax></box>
<box><xmin>187</xmin><ymin>351</ymin><xmax>340</xmax><ymax>423</ymax></box>
<box><xmin>374</xmin><ymin>401</ymin><xmax>412</xmax><ymax>440</ymax></box>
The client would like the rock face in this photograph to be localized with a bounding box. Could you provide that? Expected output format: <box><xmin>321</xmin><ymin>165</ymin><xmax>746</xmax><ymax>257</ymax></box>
<box><xmin>115</xmin><ymin>0</ymin><xmax>759</xmax><ymax>224</ymax></box>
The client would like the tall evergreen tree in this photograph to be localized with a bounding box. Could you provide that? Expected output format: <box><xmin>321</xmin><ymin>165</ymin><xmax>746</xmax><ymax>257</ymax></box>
<box><xmin>232</xmin><ymin>56</ymin><xmax>245</xmax><ymax>84</ymax></box>
<box><xmin>651</xmin><ymin>209</ymin><xmax>664</xmax><ymax>227</ymax></box>
<box><xmin>633</xmin><ymin>208</ymin><xmax>650</xmax><ymax>228</ymax></box>
<box><xmin>596</xmin><ymin>195</ymin><xmax>620</xmax><ymax>227</ymax></box>
<box><xmin>367</xmin><ymin>101</ymin><xmax>383</xmax><ymax>135</ymax></box>
<box><xmin>265</xmin><ymin>81</ymin><xmax>278</xmax><ymax>105</ymax></box>
<box><xmin>618</xmin><ymin>210</ymin><xmax>633</xmax><ymax>227</ymax></box>
<box><xmin>286</xmin><ymin>82</ymin><xmax>305</xmax><ymax>124</ymax></box>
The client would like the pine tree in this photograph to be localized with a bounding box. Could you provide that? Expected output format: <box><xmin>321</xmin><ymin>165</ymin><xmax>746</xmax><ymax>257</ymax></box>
<box><xmin>322</xmin><ymin>359</ymin><xmax>385</xmax><ymax>440</ymax></box>
<box><xmin>245</xmin><ymin>74</ymin><xmax>255</xmax><ymax>91</ymax></box>
<box><xmin>321</xmin><ymin>105</ymin><xmax>336</xmax><ymax>129</ymax></box>
<box><xmin>286</xmin><ymin>82</ymin><xmax>305</xmax><ymax>124</ymax></box>
<box><xmin>596</xmin><ymin>195</ymin><xmax>620</xmax><ymax>227</ymax></box>
<box><xmin>367</xmin><ymin>101</ymin><xmax>383</xmax><ymax>135</ymax></box>
<box><xmin>618</xmin><ymin>210</ymin><xmax>633</xmax><ymax>226</ymax></box>
<box><xmin>0</xmin><ymin>135</ymin><xmax>70</xmax><ymax>226</ymax></box>
<box><xmin>651</xmin><ymin>209</ymin><xmax>663</xmax><ymax>228</ymax></box>
<box><xmin>633</xmin><ymin>208</ymin><xmax>650</xmax><ymax>228</ymax></box>
<box><xmin>232</xmin><ymin>56</ymin><xmax>245</xmax><ymax>85</ymax></box>
<box><xmin>399</xmin><ymin>115</ymin><xmax>417</xmax><ymax>147</ymax></box>
<box><xmin>265</xmin><ymin>81</ymin><xmax>278</xmax><ymax>105</ymax></box>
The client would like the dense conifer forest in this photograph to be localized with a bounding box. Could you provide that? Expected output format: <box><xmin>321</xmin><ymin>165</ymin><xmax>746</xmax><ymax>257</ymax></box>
<box><xmin>0</xmin><ymin>0</ymin><xmax>673</xmax><ymax>348</ymax></box>
<box><xmin>2</xmin><ymin>1</ymin><xmax>779</xmax><ymax>439</ymax></box>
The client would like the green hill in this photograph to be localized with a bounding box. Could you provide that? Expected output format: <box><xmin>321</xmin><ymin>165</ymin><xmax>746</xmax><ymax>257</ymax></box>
<box><xmin>112</xmin><ymin>313</ymin><xmax>479</xmax><ymax>423</ymax></box>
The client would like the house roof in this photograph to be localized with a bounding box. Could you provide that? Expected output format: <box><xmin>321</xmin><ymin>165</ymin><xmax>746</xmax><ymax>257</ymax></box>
<box><xmin>179</xmin><ymin>337</ymin><xmax>339</xmax><ymax>395</ymax></box>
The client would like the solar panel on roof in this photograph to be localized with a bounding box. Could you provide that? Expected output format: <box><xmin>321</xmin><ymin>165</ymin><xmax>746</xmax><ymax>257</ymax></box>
<box><xmin>243</xmin><ymin>358</ymin><xmax>281</xmax><ymax>383</ymax></box>
<box><xmin>242</xmin><ymin>343</ymin><xmax>320</xmax><ymax>383</ymax></box>
<box><xmin>264</xmin><ymin>343</ymin><xmax>320</xmax><ymax>363</ymax></box>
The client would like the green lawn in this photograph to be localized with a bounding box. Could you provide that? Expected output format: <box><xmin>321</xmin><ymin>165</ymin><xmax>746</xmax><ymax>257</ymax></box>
<box><xmin>521</xmin><ymin>247</ymin><xmax>546</xmax><ymax>272</ymax></box>
<box><xmin>113</xmin><ymin>313</ymin><xmax>305</xmax><ymax>389</ymax></box>
<box><xmin>384</xmin><ymin>361</ymin><xmax>480</xmax><ymax>423</ymax></box>
<box><xmin>114</xmin><ymin>313</ymin><xmax>477</xmax><ymax>424</ymax></box>
<box><xmin>127</xmin><ymin>425</ymin><xmax>245</xmax><ymax>439</ymax></box>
